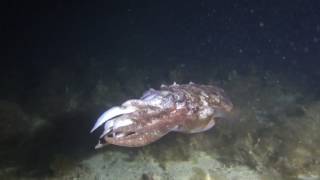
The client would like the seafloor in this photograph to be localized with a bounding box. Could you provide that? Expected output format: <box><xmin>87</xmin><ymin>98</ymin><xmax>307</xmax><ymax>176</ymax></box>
<box><xmin>0</xmin><ymin>59</ymin><xmax>319</xmax><ymax>180</ymax></box>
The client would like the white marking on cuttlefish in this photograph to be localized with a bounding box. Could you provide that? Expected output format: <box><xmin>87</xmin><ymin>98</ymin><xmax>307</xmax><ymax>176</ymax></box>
<box><xmin>113</xmin><ymin>118</ymin><xmax>133</xmax><ymax>129</ymax></box>
<box><xmin>198</xmin><ymin>107</ymin><xmax>214</xmax><ymax>119</ymax></box>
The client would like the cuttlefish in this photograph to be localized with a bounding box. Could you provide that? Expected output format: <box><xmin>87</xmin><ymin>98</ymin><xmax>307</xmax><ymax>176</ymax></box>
<box><xmin>90</xmin><ymin>82</ymin><xmax>233</xmax><ymax>148</ymax></box>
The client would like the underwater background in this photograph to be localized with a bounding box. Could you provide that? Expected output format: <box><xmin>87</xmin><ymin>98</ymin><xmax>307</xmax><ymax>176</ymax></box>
<box><xmin>1</xmin><ymin>0</ymin><xmax>320</xmax><ymax>179</ymax></box>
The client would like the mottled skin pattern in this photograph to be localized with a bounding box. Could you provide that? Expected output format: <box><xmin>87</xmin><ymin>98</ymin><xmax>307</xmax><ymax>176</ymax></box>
<box><xmin>90</xmin><ymin>82</ymin><xmax>233</xmax><ymax>148</ymax></box>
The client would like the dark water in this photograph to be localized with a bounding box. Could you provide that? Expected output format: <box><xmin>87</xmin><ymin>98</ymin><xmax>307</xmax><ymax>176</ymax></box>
<box><xmin>1</xmin><ymin>0</ymin><xmax>320</xmax><ymax>179</ymax></box>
